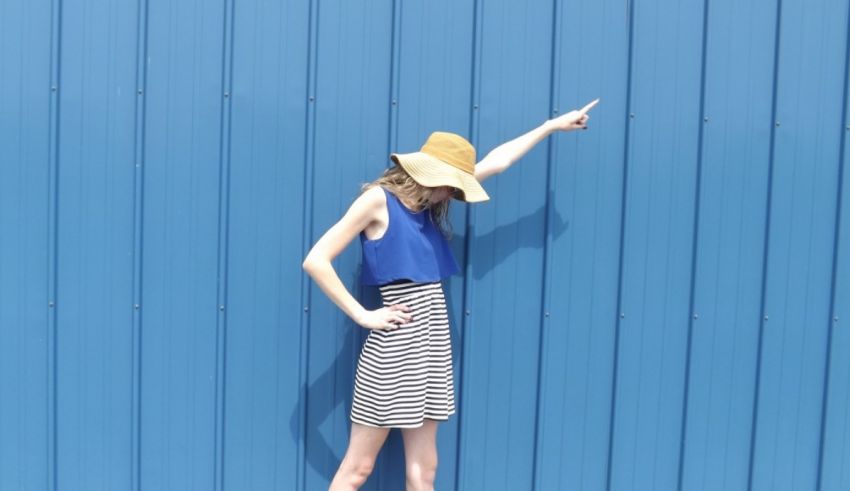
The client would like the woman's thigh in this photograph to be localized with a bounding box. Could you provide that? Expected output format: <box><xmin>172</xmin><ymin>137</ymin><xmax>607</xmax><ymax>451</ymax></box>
<box><xmin>344</xmin><ymin>422</ymin><xmax>391</xmax><ymax>462</ymax></box>
<box><xmin>400</xmin><ymin>419</ymin><xmax>439</xmax><ymax>464</ymax></box>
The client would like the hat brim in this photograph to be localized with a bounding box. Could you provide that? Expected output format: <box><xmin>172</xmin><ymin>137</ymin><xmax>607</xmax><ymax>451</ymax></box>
<box><xmin>390</xmin><ymin>152</ymin><xmax>490</xmax><ymax>203</ymax></box>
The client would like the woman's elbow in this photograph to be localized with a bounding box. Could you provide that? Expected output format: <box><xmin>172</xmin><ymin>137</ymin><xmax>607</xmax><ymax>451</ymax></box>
<box><xmin>302</xmin><ymin>255</ymin><xmax>317</xmax><ymax>273</ymax></box>
<box><xmin>302</xmin><ymin>254</ymin><xmax>327</xmax><ymax>275</ymax></box>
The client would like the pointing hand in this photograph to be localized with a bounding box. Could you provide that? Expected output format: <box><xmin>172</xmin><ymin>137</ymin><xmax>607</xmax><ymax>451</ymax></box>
<box><xmin>549</xmin><ymin>98</ymin><xmax>600</xmax><ymax>132</ymax></box>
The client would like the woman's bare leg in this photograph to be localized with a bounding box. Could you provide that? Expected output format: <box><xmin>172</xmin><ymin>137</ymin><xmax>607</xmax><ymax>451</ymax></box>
<box><xmin>329</xmin><ymin>422</ymin><xmax>390</xmax><ymax>491</ymax></box>
<box><xmin>401</xmin><ymin>419</ymin><xmax>439</xmax><ymax>491</ymax></box>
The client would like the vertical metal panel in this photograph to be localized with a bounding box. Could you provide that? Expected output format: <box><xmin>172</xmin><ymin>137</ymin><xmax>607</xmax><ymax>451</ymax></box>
<box><xmin>753</xmin><ymin>0</ymin><xmax>849</xmax><ymax>489</ymax></box>
<box><xmin>139</xmin><ymin>0</ymin><xmax>225</xmax><ymax>488</ymax></box>
<box><xmin>223</xmin><ymin>0</ymin><xmax>310</xmax><ymax>489</ymax></box>
<box><xmin>822</xmin><ymin>9</ymin><xmax>850</xmax><ymax>486</ymax></box>
<box><xmin>296</xmin><ymin>0</ymin><xmax>319</xmax><ymax>488</ymax></box>
<box><xmin>611</xmin><ymin>0</ymin><xmax>705</xmax><ymax>489</ymax></box>
<box><xmin>54</xmin><ymin>0</ymin><xmax>139</xmax><ymax>488</ymax></box>
<box><xmin>456</xmin><ymin>1</ymin><xmax>554</xmax><ymax>489</ymax></box>
<box><xmin>681</xmin><ymin>0</ymin><xmax>777</xmax><ymax>489</ymax></box>
<box><xmin>533</xmin><ymin>0</ymin><xmax>630</xmax><ymax>489</ymax></box>
<box><xmin>2</xmin><ymin>0</ymin><xmax>849</xmax><ymax>490</ymax></box>
<box><xmin>0</xmin><ymin>1</ymin><xmax>52</xmax><ymax>490</ymax></box>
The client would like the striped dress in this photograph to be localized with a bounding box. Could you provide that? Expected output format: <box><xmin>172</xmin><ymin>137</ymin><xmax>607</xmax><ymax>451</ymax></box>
<box><xmin>350</xmin><ymin>280</ymin><xmax>455</xmax><ymax>428</ymax></box>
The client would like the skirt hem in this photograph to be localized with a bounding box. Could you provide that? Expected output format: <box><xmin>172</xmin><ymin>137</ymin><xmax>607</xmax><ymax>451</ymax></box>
<box><xmin>350</xmin><ymin>411</ymin><xmax>456</xmax><ymax>429</ymax></box>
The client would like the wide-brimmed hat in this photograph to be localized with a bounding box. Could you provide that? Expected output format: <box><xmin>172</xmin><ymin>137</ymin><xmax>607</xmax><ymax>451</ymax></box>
<box><xmin>389</xmin><ymin>131</ymin><xmax>490</xmax><ymax>203</ymax></box>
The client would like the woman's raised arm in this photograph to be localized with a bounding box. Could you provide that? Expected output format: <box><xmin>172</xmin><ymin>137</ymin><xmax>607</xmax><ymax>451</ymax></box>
<box><xmin>474</xmin><ymin>98</ymin><xmax>600</xmax><ymax>183</ymax></box>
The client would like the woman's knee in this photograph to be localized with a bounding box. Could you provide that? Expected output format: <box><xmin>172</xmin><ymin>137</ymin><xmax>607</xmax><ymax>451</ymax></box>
<box><xmin>406</xmin><ymin>453</ymin><xmax>438</xmax><ymax>488</ymax></box>
<box><xmin>343</xmin><ymin>456</ymin><xmax>376</xmax><ymax>486</ymax></box>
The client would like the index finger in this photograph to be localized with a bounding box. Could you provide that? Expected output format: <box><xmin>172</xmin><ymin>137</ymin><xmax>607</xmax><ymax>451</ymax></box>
<box><xmin>579</xmin><ymin>98</ymin><xmax>600</xmax><ymax>114</ymax></box>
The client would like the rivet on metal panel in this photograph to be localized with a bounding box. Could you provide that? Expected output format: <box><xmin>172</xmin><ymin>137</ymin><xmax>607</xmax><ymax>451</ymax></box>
<box><xmin>544</xmin><ymin>312</ymin><xmax>550</xmax><ymax>317</ymax></box>
<box><xmin>763</xmin><ymin>315</ymin><xmax>769</xmax><ymax>321</ymax></box>
<box><xmin>775</xmin><ymin>121</ymin><xmax>780</xmax><ymax>127</ymax></box>
<box><xmin>48</xmin><ymin>301</ymin><xmax>55</xmax><ymax>308</ymax></box>
<box><xmin>465</xmin><ymin>309</ymin><xmax>471</xmax><ymax>316</ymax></box>
<box><xmin>304</xmin><ymin>306</ymin><xmax>309</xmax><ymax>312</ymax></box>
<box><xmin>629</xmin><ymin>113</ymin><xmax>634</xmax><ymax>119</ymax></box>
<box><xmin>846</xmin><ymin>125</ymin><xmax>849</xmax><ymax>131</ymax></box>
<box><xmin>693</xmin><ymin>313</ymin><xmax>698</xmax><ymax>319</ymax></box>
<box><xmin>553</xmin><ymin>108</ymin><xmax>559</xmax><ymax>114</ymax></box>
<box><xmin>224</xmin><ymin>92</ymin><xmax>230</xmax><ymax>98</ymax></box>
<box><xmin>473</xmin><ymin>104</ymin><xmax>479</xmax><ymax>110</ymax></box>
<box><xmin>309</xmin><ymin>96</ymin><xmax>315</xmax><ymax>102</ymax></box>
<box><xmin>219</xmin><ymin>305</ymin><xmax>225</xmax><ymax>311</ymax></box>
<box><xmin>620</xmin><ymin>312</ymin><xmax>625</xmax><ymax>319</ymax></box>
<box><xmin>834</xmin><ymin>316</ymin><xmax>839</xmax><ymax>322</ymax></box>
<box><xmin>391</xmin><ymin>99</ymin><xmax>397</xmax><ymax>106</ymax></box>
<box><xmin>703</xmin><ymin>116</ymin><xmax>708</xmax><ymax>122</ymax></box>
<box><xmin>134</xmin><ymin>304</ymin><xmax>140</xmax><ymax>310</ymax></box>
<box><xmin>51</xmin><ymin>86</ymin><xmax>57</xmax><ymax>92</ymax></box>
<box><xmin>137</xmin><ymin>89</ymin><xmax>143</xmax><ymax>95</ymax></box>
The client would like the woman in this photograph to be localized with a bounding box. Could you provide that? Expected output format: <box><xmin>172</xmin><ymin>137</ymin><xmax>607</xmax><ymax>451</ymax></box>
<box><xmin>302</xmin><ymin>98</ymin><xmax>599</xmax><ymax>490</ymax></box>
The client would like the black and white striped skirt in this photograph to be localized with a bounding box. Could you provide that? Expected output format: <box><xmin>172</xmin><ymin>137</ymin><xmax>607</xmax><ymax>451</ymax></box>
<box><xmin>350</xmin><ymin>280</ymin><xmax>456</xmax><ymax>428</ymax></box>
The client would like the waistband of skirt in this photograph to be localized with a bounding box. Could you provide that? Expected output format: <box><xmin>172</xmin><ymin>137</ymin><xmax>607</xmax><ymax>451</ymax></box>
<box><xmin>377</xmin><ymin>279</ymin><xmax>442</xmax><ymax>294</ymax></box>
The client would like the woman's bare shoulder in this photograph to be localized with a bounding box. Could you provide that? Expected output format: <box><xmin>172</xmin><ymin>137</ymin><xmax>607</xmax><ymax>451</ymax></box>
<box><xmin>347</xmin><ymin>185</ymin><xmax>387</xmax><ymax>224</ymax></box>
<box><xmin>356</xmin><ymin>185</ymin><xmax>387</xmax><ymax>209</ymax></box>
<box><xmin>303</xmin><ymin>185</ymin><xmax>387</xmax><ymax>264</ymax></box>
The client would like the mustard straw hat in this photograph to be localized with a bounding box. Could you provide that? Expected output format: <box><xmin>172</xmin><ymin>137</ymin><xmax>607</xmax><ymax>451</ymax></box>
<box><xmin>389</xmin><ymin>131</ymin><xmax>490</xmax><ymax>203</ymax></box>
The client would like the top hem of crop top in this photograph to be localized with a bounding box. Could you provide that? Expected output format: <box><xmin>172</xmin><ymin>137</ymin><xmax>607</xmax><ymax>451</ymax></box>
<box><xmin>359</xmin><ymin>186</ymin><xmax>461</xmax><ymax>286</ymax></box>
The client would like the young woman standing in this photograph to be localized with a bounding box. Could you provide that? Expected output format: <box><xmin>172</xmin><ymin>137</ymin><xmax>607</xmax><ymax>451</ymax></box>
<box><xmin>302</xmin><ymin>98</ymin><xmax>599</xmax><ymax>491</ymax></box>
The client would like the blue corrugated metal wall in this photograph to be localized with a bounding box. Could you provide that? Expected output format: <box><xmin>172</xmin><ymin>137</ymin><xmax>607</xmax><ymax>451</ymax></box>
<box><xmin>1</xmin><ymin>0</ymin><xmax>849</xmax><ymax>489</ymax></box>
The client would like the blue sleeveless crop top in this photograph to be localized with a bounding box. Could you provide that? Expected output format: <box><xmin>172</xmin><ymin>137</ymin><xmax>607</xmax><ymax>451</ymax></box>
<box><xmin>359</xmin><ymin>186</ymin><xmax>461</xmax><ymax>286</ymax></box>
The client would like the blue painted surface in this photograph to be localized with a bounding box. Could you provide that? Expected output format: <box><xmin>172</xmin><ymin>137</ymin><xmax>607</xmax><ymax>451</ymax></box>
<box><xmin>1</xmin><ymin>0</ymin><xmax>849</xmax><ymax>490</ymax></box>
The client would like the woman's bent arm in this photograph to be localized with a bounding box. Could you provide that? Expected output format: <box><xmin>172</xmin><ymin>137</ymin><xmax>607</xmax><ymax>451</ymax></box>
<box><xmin>302</xmin><ymin>186</ymin><xmax>383</xmax><ymax>326</ymax></box>
<box><xmin>303</xmin><ymin>260</ymin><xmax>368</xmax><ymax>325</ymax></box>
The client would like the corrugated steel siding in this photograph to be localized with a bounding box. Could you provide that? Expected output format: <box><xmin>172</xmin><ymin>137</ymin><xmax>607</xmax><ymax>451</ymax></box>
<box><xmin>1</xmin><ymin>0</ymin><xmax>849</xmax><ymax>490</ymax></box>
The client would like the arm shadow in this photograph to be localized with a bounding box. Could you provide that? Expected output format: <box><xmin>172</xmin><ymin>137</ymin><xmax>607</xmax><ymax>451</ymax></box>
<box><xmin>451</xmin><ymin>187</ymin><xmax>570</xmax><ymax>280</ymax></box>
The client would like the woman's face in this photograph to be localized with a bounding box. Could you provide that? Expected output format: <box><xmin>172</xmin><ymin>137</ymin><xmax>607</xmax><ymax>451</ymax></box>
<box><xmin>428</xmin><ymin>185</ymin><xmax>458</xmax><ymax>204</ymax></box>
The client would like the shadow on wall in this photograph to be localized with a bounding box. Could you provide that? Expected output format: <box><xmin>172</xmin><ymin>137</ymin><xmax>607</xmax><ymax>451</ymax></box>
<box><xmin>290</xmin><ymin>188</ymin><xmax>569</xmax><ymax>483</ymax></box>
<box><xmin>465</xmin><ymin>188</ymin><xmax>569</xmax><ymax>281</ymax></box>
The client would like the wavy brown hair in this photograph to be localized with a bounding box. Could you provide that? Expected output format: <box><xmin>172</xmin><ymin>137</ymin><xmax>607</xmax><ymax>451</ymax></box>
<box><xmin>359</xmin><ymin>165</ymin><xmax>455</xmax><ymax>240</ymax></box>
